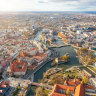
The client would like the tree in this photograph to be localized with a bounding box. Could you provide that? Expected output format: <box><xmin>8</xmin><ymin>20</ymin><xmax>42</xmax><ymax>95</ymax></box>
<box><xmin>82</xmin><ymin>76</ymin><xmax>88</xmax><ymax>84</ymax></box>
<box><xmin>24</xmin><ymin>86</ymin><xmax>28</xmax><ymax>90</ymax></box>
<box><xmin>80</xmin><ymin>48</ymin><xmax>87</xmax><ymax>54</ymax></box>
<box><xmin>36</xmin><ymin>87</ymin><xmax>44</xmax><ymax>96</ymax></box>
<box><xmin>88</xmin><ymin>50</ymin><xmax>92</xmax><ymax>58</ymax></box>
<box><xmin>60</xmin><ymin>55</ymin><xmax>70</xmax><ymax>61</ymax></box>
<box><xmin>93</xmin><ymin>58</ymin><xmax>96</xmax><ymax>63</ymax></box>
<box><xmin>86</xmin><ymin>60</ymin><xmax>92</xmax><ymax>66</ymax></box>
<box><xmin>50</xmin><ymin>74</ymin><xmax>64</xmax><ymax>85</ymax></box>
<box><xmin>84</xmin><ymin>56</ymin><xmax>88</xmax><ymax>62</ymax></box>
<box><xmin>66</xmin><ymin>88</ymin><xmax>70</xmax><ymax>95</ymax></box>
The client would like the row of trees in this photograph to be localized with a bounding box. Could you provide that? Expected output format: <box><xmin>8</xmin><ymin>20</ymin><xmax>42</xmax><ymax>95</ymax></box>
<box><xmin>76</xmin><ymin>47</ymin><xmax>96</xmax><ymax>66</ymax></box>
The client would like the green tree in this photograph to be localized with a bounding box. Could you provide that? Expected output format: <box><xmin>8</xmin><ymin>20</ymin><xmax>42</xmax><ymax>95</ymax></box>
<box><xmin>82</xmin><ymin>76</ymin><xmax>88</xmax><ymax>84</ymax></box>
<box><xmin>66</xmin><ymin>88</ymin><xmax>70</xmax><ymax>95</ymax></box>
<box><xmin>80</xmin><ymin>48</ymin><xmax>87</xmax><ymax>54</ymax></box>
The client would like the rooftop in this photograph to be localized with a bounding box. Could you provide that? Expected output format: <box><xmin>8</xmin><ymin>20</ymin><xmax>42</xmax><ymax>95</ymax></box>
<box><xmin>10</xmin><ymin>59</ymin><xmax>27</xmax><ymax>72</ymax></box>
<box><xmin>50</xmin><ymin>84</ymin><xmax>75</xmax><ymax>96</ymax></box>
<box><xmin>74</xmin><ymin>82</ymin><xmax>85</xmax><ymax>96</ymax></box>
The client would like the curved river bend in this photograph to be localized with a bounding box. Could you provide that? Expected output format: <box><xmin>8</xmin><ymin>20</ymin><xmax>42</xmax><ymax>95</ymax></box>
<box><xmin>27</xmin><ymin>32</ymin><xmax>95</xmax><ymax>96</ymax></box>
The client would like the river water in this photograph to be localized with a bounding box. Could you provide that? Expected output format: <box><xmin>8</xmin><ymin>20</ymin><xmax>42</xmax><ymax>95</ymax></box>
<box><xmin>27</xmin><ymin>45</ymin><xmax>80</xmax><ymax>96</ymax></box>
<box><xmin>34</xmin><ymin>46</ymin><xmax>81</xmax><ymax>82</ymax></box>
<box><xmin>27</xmin><ymin>33</ymin><xmax>95</xmax><ymax>96</ymax></box>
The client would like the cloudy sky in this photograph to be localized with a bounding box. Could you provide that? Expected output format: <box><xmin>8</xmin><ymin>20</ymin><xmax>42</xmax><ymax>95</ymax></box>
<box><xmin>0</xmin><ymin>0</ymin><xmax>96</xmax><ymax>11</ymax></box>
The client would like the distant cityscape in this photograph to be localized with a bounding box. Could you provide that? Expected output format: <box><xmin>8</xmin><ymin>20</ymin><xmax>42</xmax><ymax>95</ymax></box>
<box><xmin>0</xmin><ymin>12</ymin><xmax>96</xmax><ymax>96</ymax></box>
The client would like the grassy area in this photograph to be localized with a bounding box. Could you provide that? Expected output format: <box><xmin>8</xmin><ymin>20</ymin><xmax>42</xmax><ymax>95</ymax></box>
<box><xmin>36</xmin><ymin>87</ymin><xmax>51</xmax><ymax>96</ymax></box>
<box><xmin>65</xmin><ymin>71</ymin><xmax>79</xmax><ymax>79</ymax></box>
<box><xmin>88</xmin><ymin>66</ymin><xmax>96</xmax><ymax>73</ymax></box>
<box><xmin>27</xmin><ymin>85</ymin><xmax>37</xmax><ymax>96</ymax></box>
<box><xmin>44</xmin><ymin>89</ymin><xmax>51</xmax><ymax>95</ymax></box>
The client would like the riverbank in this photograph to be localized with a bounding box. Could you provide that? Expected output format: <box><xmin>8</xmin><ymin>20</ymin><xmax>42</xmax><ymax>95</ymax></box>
<box><xmin>27</xmin><ymin>37</ymin><xmax>96</xmax><ymax>96</ymax></box>
<box><xmin>23</xmin><ymin>48</ymin><xmax>57</xmax><ymax>81</ymax></box>
<box><xmin>33</xmin><ymin>46</ymin><xmax>82</xmax><ymax>83</ymax></box>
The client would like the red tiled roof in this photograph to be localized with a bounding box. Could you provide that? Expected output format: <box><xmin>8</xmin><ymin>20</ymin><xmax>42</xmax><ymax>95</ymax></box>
<box><xmin>50</xmin><ymin>84</ymin><xmax>75</xmax><ymax>96</ymax></box>
<box><xmin>58</xmin><ymin>32</ymin><xmax>71</xmax><ymax>38</ymax></box>
<box><xmin>10</xmin><ymin>60</ymin><xmax>27</xmax><ymax>72</ymax></box>
<box><xmin>36</xmin><ymin>53</ymin><xmax>47</xmax><ymax>57</ymax></box>
<box><xmin>65</xmin><ymin>79</ymin><xmax>80</xmax><ymax>86</ymax></box>
<box><xmin>54</xmin><ymin>84</ymin><xmax>75</xmax><ymax>92</ymax></box>
<box><xmin>29</xmin><ymin>48</ymin><xmax>38</xmax><ymax>52</ymax></box>
<box><xmin>85</xmin><ymin>85</ymin><xmax>95</xmax><ymax>90</ymax></box>
<box><xmin>28</xmin><ymin>65</ymin><xmax>36</xmax><ymax>69</ymax></box>
<box><xmin>33</xmin><ymin>56</ymin><xmax>45</xmax><ymax>62</ymax></box>
<box><xmin>33</xmin><ymin>53</ymin><xmax>47</xmax><ymax>63</ymax></box>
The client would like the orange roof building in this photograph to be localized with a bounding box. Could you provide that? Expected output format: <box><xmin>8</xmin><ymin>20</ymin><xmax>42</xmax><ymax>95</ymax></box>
<box><xmin>50</xmin><ymin>84</ymin><xmax>75</xmax><ymax>96</ymax></box>
<box><xmin>64</xmin><ymin>79</ymin><xmax>80</xmax><ymax>87</ymax></box>
<box><xmin>50</xmin><ymin>80</ymin><xmax>85</xmax><ymax>96</ymax></box>
<box><xmin>28</xmin><ymin>65</ymin><xmax>37</xmax><ymax>70</ymax></box>
<box><xmin>58</xmin><ymin>32</ymin><xmax>71</xmax><ymax>38</ymax></box>
<box><xmin>0</xmin><ymin>81</ymin><xmax>9</xmax><ymax>96</ymax></box>
<box><xmin>10</xmin><ymin>59</ymin><xmax>27</xmax><ymax>76</ymax></box>
<box><xmin>74</xmin><ymin>82</ymin><xmax>85</xmax><ymax>96</ymax></box>
<box><xmin>33</xmin><ymin>53</ymin><xmax>47</xmax><ymax>64</ymax></box>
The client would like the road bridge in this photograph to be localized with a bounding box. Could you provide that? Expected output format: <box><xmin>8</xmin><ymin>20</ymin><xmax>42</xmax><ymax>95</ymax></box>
<box><xmin>31</xmin><ymin>82</ymin><xmax>53</xmax><ymax>89</ymax></box>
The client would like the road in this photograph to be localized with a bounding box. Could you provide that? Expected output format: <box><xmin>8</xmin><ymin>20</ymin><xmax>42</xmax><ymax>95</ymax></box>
<box><xmin>5</xmin><ymin>87</ymin><xmax>16</xmax><ymax>96</ymax></box>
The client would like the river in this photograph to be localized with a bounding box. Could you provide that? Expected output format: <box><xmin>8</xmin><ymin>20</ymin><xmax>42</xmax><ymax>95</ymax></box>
<box><xmin>27</xmin><ymin>32</ymin><xmax>95</xmax><ymax>96</ymax></box>
<box><xmin>27</xmin><ymin>45</ymin><xmax>83</xmax><ymax>96</ymax></box>
<box><xmin>34</xmin><ymin>46</ymin><xmax>81</xmax><ymax>82</ymax></box>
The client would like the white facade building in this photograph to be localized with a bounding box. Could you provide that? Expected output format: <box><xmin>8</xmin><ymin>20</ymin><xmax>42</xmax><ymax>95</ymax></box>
<box><xmin>89</xmin><ymin>78</ymin><xmax>96</xmax><ymax>88</ymax></box>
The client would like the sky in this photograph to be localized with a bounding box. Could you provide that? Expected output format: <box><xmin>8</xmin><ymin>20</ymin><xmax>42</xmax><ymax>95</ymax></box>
<box><xmin>0</xmin><ymin>0</ymin><xmax>96</xmax><ymax>11</ymax></box>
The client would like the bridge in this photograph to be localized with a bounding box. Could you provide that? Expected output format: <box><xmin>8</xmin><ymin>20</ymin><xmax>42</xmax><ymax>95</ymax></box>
<box><xmin>9</xmin><ymin>77</ymin><xmax>53</xmax><ymax>90</ymax></box>
<box><xmin>31</xmin><ymin>82</ymin><xmax>40</xmax><ymax>86</ymax></box>
<box><xmin>31</xmin><ymin>82</ymin><xmax>53</xmax><ymax>89</ymax></box>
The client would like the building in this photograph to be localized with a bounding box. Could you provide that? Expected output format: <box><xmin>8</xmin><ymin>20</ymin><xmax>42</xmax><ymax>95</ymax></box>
<box><xmin>28</xmin><ymin>48</ymin><xmax>38</xmax><ymax>55</ymax></box>
<box><xmin>58</xmin><ymin>32</ymin><xmax>71</xmax><ymax>39</ymax></box>
<box><xmin>82</xmin><ymin>70</ymin><xmax>92</xmax><ymax>78</ymax></box>
<box><xmin>93</xmin><ymin>62</ymin><xmax>96</xmax><ymax>69</ymax></box>
<box><xmin>89</xmin><ymin>78</ymin><xmax>96</xmax><ymax>88</ymax></box>
<box><xmin>50</xmin><ymin>84</ymin><xmax>75</xmax><ymax>96</ymax></box>
<box><xmin>0</xmin><ymin>81</ymin><xmax>10</xmax><ymax>96</ymax></box>
<box><xmin>85</xmin><ymin>85</ymin><xmax>96</xmax><ymax>93</ymax></box>
<box><xmin>45</xmin><ymin>50</ymin><xmax>51</xmax><ymax>57</ymax></box>
<box><xmin>33</xmin><ymin>53</ymin><xmax>47</xmax><ymax>64</ymax></box>
<box><xmin>10</xmin><ymin>59</ymin><xmax>27</xmax><ymax>76</ymax></box>
<box><xmin>74</xmin><ymin>82</ymin><xmax>85</xmax><ymax>96</ymax></box>
<box><xmin>64</xmin><ymin>79</ymin><xmax>80</xmax><ymax>87</ymax></box>
<box><xmin>50</xmin><ymin>80</ymin><xmax>85</xmax><ymax>96</ymax></box>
